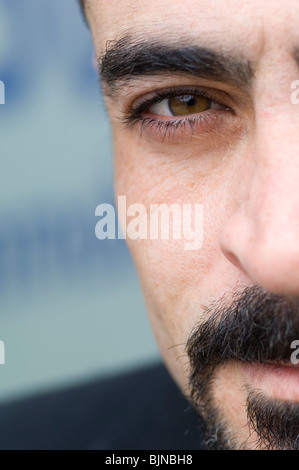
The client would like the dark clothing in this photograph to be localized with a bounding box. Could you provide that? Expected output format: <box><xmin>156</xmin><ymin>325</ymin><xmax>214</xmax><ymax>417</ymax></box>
<box><xmin>0</xmin><ymin>362</ymin><xmax>206</xmax><ymax>450</ymax></box>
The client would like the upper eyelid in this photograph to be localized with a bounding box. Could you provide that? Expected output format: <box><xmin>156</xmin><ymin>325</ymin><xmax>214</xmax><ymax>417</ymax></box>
<box><xmin>145</xmin><ymin>90</ymin><xmax>215</xmax><ymax>108</ymax></box>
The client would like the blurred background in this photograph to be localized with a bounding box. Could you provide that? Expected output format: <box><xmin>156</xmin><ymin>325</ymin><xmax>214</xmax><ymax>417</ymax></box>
<box><xmin>0</xmin><ymin>0</ymin><xmax>159</xmax><ymax>403</ymax></box>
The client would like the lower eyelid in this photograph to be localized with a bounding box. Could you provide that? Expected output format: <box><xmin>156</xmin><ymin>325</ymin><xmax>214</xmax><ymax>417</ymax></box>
<box><xmin>136</xmin><ymin>108</ymin><xmax>234</xmax><ymax>143</ymax></box>
<box><xmin>142</xmin><ymin>105</ymin><xmax>231</xmax><ymax>122</ymax></box>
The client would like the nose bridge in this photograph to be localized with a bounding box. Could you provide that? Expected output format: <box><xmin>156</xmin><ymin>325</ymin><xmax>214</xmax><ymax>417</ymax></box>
<box><xmin>220</xmin><ymin>101</ymin><xmax>299</xmax><ymax>295</ymax></box>
<box><xmin>252</xmin><ymin>105</ymin><xmax>299</xmax><ymax>230</ymax></box>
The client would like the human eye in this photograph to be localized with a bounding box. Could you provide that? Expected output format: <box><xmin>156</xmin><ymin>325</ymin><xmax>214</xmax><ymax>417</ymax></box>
<box><xmin>122</xmin><ymin>86</ymin><xmax>234</xmax><ymax>143</ymax></box>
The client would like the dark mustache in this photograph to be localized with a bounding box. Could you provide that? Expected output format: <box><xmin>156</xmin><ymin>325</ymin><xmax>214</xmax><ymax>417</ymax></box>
<box><xmin>186</xmin><ymin>286</ymin><xmax>299</xmax><ymax>450</ymax></box>
<box><xmin>187</xmin><ymin>285</ymin><xmax>299</xmax><ymax>373</ymax></box>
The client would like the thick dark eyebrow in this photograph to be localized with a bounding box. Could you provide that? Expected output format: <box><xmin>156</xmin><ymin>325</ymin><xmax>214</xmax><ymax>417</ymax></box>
<box><xmin>99</xmin><ymin>36</ymin><xmax>254</xmax><ymax>95</ymax></box>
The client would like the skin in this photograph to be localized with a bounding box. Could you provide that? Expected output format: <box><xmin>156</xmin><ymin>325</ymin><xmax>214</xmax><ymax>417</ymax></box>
<box><xmin>84</xmin><ymin>0</ymin><xmax>299</xmax><ymax>449</ymax></box>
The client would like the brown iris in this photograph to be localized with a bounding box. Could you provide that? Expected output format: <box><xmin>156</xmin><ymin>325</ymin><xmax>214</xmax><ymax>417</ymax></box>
<box><xmin>168</xmin><ymin>95</ymin><xmax>210</xmax><ymax>116</ymax></box>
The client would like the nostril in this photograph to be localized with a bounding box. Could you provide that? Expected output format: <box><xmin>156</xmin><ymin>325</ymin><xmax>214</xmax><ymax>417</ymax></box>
<box><xmin>222</xmin><ymin>248</ymin><xmax>248</xmax><ymax>276</ymax></box>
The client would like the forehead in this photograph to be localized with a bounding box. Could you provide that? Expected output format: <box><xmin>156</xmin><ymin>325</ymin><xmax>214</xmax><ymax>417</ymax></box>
<box><xmin>87</xmin><ymin>0</ymin><xmax>299</xmax><ymax>59</ymax></box>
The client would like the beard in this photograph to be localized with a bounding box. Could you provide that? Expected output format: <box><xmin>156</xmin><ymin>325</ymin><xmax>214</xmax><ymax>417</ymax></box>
<box><xmin>186</xmin><ymin>285</ymin><xmax>299</xmax><ymax>450</ymax></box>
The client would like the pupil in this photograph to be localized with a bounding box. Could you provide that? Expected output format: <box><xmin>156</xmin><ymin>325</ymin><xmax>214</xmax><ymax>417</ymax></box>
<box><xmin>180</xmin><ymin>95</ymin><xmax>196</xmax><ymax>107</ymax></box>
<box><xmin>168</xmin><ymin>94</ymin><xmax>210</xmax><ymax>116</ymax></box>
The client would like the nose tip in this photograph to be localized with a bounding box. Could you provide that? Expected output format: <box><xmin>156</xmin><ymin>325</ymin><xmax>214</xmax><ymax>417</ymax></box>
<box><xmin>220</xmin><ymin>218</ymin><xmax>299</xmax><ymax>295</ymax></box>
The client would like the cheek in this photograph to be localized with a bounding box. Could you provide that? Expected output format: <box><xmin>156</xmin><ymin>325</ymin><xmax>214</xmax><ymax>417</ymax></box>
<box><xmin>127</xmin><ymin>213</ymin><xmax>223</xmax><ymax>333</ymax></box>
<box><xmin>112</xmin><ymin>134</ymin><xmax>247</xmax><ymax>387</ymax></box>
<box><xmin>123</xmin><ymin>209</ymin><xmax>226</xmax><ymax>390</ymax></box>
<box><xmin>113</xmin><ymin>139</ymin><xmax>226</xmax><ymax>337</ymax></box>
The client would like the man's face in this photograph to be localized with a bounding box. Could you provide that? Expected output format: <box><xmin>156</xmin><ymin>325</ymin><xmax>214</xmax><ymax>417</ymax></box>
<box><xmin>86</xmin><ymin>0</ymin><xmax>299</xmax><ymax>449</ymax></box>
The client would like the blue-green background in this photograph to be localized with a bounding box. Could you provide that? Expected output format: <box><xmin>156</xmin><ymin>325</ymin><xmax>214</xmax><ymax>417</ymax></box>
<box><xmin>0</xmin><ymin>0</ymin><xmax>159</xmax><ymax>403</ymax></box>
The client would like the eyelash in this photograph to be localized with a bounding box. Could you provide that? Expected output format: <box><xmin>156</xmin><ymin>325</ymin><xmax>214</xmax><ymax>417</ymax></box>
<box><xmin>122</xmin><ymin>86</ymin><xmax>232</xmax><ymax>139</ymax></box>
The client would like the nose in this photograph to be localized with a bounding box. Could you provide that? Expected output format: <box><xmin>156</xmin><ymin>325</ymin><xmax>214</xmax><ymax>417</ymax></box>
<box><xmin>220</xmin><ymin>104</ymin><xmax>299</xmax><ymax>295</ymax></box>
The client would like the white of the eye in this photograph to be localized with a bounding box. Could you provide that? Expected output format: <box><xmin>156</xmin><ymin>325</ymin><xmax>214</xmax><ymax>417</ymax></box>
<box><xmin>148</xmin><ymin>99</ymin><xmax>172</xmax><ymax>116</ymax></box>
